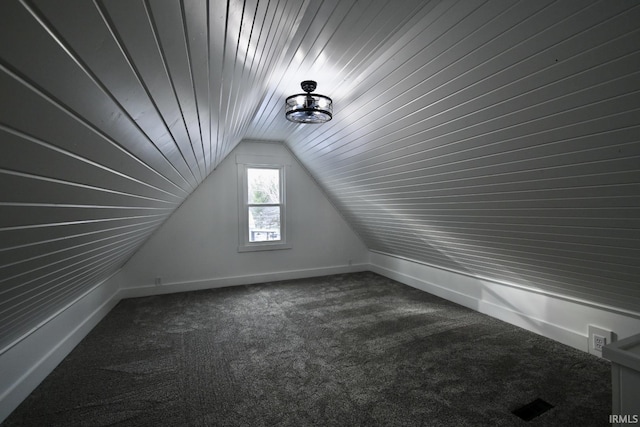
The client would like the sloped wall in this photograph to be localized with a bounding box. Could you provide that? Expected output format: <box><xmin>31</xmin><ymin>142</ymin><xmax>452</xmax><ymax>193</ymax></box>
<box><xmin>0</xmin><ymin>271</ymin><xmax>123</xmax><ymax>422</ymax></box>
<box><xmin>0</xmin><ymin>140</ymin><xmax>368</xmax><ymax>422</ymax></box>
<box><xmin>370</xmin><ymin>252</ymin><xmax>640</xmax><ymax>353</ymax></box>
<box><xmin>118</xmin><ymin>141</ymin><xmax>369</xmax><ymax>296</ymax></box>
<box><xmin>287</xmin><ymin>0</ymin><xmax>640</xmax><ymax>316</ymax></box>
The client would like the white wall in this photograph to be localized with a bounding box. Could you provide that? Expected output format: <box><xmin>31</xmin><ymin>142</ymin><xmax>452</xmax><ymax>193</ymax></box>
<box><xmin>0</xmin><ymin>140</ymin><xmax>369</xmax><ymax>423</ymax></box>
<box><xmin>370</xmin><ymin>251</ymin><xmax>640</xmax><ymax>354</ymax></box>
<box><xmin>118</xmin><ymin>140</ymin><xmax>370</xmax><ymax>297</ymax></box>
<box><xmin>3</xmin><ymin>143</ymin><xmax>639</xmax><ymax>422</ymax></box>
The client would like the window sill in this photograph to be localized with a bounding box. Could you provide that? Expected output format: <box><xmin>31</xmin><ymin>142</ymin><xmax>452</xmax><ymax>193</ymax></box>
<box><xmin>237</xmin><ymin>241</ymin><xmax>292</xmax><ymax>252</ymax></box>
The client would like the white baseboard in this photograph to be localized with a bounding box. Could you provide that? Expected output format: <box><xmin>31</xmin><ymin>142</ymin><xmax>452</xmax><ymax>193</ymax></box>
<box><xmin>119</xmin><ymin>263</ymin><xmax>370</xmax><ymax>299</ymax></box>
<box><xmin>0</xmin><ymin>273</ymin><xmax>123</xmax><ymax>424</ymax></box>
<box><xmin>0</xmin><ymin>263</ymin><xmax>366</xmax><ymax>423</ymax></box>
<box><xmin>370</xmin><ymin>251</ymin><xmax>640</xmax><ymax>354</ymax></box>
<box><xmin>3</xmin><ymin>256</ymin><xmax>638</xmax><ymax>424</ymax></box>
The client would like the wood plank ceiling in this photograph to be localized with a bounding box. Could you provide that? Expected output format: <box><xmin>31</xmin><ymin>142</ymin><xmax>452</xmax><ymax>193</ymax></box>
<box><xmin>1</xmin><ymin>0</ymin><xmax>639</xmax><ymax>352</ymax></box>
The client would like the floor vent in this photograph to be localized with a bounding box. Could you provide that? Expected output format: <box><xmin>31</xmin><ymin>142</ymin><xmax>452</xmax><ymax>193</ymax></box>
<box><xmin>512</xmin><ymin>398</ymin><xmax>554</xmax><ymax>421</ymax></box>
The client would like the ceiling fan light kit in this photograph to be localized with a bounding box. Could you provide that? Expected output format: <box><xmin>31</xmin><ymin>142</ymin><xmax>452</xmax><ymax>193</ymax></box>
<box><xmin>285</xmin><ymin>80</ymin><xmax>333</xmax><ymax>124</ymax></box>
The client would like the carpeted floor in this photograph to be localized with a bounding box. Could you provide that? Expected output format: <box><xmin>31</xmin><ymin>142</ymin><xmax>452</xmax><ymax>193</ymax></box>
<box><xmin>2</xmin><ymin>272</ymin><xmax>612</xmax><ymax>426</ymax></box>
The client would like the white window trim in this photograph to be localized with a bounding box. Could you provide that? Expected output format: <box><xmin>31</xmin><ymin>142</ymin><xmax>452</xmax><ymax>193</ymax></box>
<box><xmin>236</xmin><ymin>154</ymin><xmax>291</xmax><ymax>252</ymax></box>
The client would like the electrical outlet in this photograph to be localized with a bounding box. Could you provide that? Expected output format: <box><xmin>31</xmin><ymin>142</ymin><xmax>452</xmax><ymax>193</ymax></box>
<box><xmin>588</xmin><ymin>325</ymin><xmax>614</xmax><ymax>356</ymax></box>
<box><xmin>154</xmin><ymin>277</ymin><xmax>162</xmax><ymax>286</ymax></box>
<box><xmin>593</xmin><ymin>334</ymin><xmax>606</xmax><ymax>352</ymax></box>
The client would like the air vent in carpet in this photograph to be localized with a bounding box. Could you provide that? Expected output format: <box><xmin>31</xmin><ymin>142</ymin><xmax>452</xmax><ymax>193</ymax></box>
<box><xmin>512</xmin><ymin>398</ymin><xmax>554</xmax><ymax>421</ymax></box>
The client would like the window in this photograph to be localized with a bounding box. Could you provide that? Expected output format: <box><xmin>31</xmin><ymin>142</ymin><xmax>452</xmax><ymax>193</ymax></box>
<box><xmin>247</xmin><ymin>168</ymin><xmax>281</xmax><ymax>242</ymax></box>
<box><xmin>237</xmin><ymin>155</ymin><xmax>290</xmax><ymax>252</ymax></box>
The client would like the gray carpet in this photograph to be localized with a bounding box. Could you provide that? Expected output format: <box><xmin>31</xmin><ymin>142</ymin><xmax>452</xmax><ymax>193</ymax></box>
<box><xmin>3</xmin><ymin>272</ymin><xmax>611</xmax><ymax>426</ymax></box>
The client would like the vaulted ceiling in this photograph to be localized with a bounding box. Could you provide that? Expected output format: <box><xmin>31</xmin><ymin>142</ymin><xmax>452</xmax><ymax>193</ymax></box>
<box><xmin>1</xmin><ymin>0</ymin><xmax>639</xmax><ymax>352</ymax></box>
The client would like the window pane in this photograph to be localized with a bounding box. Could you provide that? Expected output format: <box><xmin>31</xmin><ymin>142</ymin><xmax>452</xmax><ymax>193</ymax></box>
<box><xmin>248</xmin><ymin>168</ymin><xmax>279</xmax><ymax>204</ymax></box>
<box><xmin>248</xmin><ymin>206</ymin><xmax>281</xmax><ymax>242</ymax></box>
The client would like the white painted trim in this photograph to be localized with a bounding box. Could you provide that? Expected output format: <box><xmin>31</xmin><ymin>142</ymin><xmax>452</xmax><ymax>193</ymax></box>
<box><xmin>370</xmin><ymin>251</ymin><xmax>640</xmax><ymax>319</ymax></box>
<box><xmin>0</xmin><ymin>262</ymin><xmax>367</xmax><ymax>423</ymax></box>
<box><xmin>371</xmin><ymin>261</ymin><xmax>586</xmax><ymax>350</ymax></box>
<box><xmin>236</xmin><ymin>152</ymin><xmax>291</xmax><ymax>252</ymax></box>
<box><xmin>3</xmin><ymin>252</ymin><xmax>637</xmax><ymax>424</ymax></box>
<box><xmin>119</xmin><ymin>263</ymin><xmax>370</xmax><ymax>299</ymax></box>
<box><xmin>370</xmin><ymin>251</ymin><xmax>640</xmax><ymax>353</ymax></box>
<box><xmin>0</xmin><ymin>272</ymin><xmax>123</xmax><ymax>424</ymax></box>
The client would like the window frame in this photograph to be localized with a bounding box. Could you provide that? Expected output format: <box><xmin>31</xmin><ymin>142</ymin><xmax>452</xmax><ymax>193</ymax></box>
<box><xmin>236</xmin><ymin>154</ymin><xmax>291</xmax><ymax>252</ymax></box>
